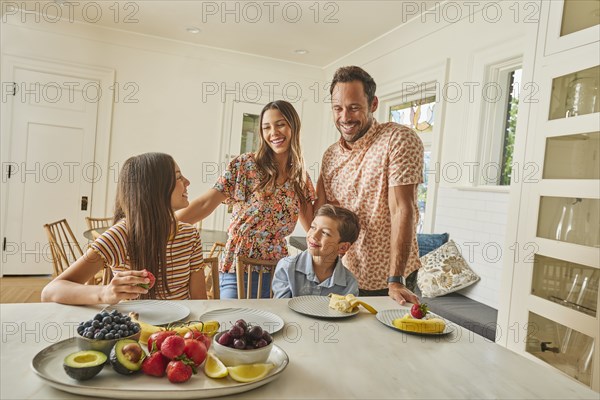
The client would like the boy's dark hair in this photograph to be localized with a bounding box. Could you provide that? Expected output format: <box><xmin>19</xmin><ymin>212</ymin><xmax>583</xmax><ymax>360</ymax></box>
<box><xmin>329</xmin><ymin>66</ymin><xmax>377</xmax><ymax>106</ymax></box>
<box><xmin>315</xmin><ymin>205</ymin><xmax>360</xmax><ymax>244</ymax></box>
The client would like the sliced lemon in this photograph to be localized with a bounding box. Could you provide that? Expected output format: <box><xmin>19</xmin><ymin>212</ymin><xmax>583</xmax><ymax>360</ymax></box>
<box><xmin>227</xmin><ymin>363</ymin><xmax>275</xmax><ymax>383</ymax></box>
<box><xmin>204</xmin><ymin>353</ymin><xmax>228</xmax><ymax>379</ymax></box>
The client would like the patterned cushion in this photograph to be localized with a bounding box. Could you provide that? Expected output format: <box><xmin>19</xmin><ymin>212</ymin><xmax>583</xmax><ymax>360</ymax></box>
<box><xmin>417</xmin><ymin>240</ymin><xmax>480</xmax><ymax>298</ymax></box>
<box><xmin>417</xmin><ymin>233</ymin><xmax>449</xmax><ymax>257</ymax></box>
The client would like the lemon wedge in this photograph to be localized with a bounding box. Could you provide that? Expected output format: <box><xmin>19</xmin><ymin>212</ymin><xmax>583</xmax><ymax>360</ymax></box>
<box><xmin>227</xmin><ymin>363</ymin><xmax>275</xmax><ymax>383</ymax></box>
<box><xmin>204</xmin><ymin>354</ymin><xmax>228</xmax><ymax>379</ymax></box>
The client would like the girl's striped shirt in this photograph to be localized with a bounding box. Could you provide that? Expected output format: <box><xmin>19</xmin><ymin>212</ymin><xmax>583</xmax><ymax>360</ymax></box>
<box><xmin>90</xmin><ymin>219</ymin><xmax>203</xmax><ymax>300</ymax></box>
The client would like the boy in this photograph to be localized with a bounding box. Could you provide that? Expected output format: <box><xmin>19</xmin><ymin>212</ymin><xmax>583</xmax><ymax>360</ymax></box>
<box><xmin>272</xmin><ymin>205</ymin><xmax>360</xmax><ymax>298</ymax></box>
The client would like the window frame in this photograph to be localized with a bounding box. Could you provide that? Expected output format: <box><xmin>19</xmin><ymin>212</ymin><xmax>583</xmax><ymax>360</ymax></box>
<box><xmin>478</xmin><ymin>57</ymin><xmax>523</xmax><ymax>186</ymax></box>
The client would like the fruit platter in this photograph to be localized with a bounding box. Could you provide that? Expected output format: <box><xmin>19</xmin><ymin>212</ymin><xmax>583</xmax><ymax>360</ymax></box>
<box><xmin>31</xmin><ymin>310</ymin><xmax>289</xmax><ymax>399</ymax></box>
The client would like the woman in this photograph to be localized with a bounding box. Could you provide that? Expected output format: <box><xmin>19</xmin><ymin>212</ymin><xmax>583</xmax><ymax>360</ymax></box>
<box><xmin>177</xmin><ymin>100</ymin><xmax>314</xmax><ymax>298</ymax></box>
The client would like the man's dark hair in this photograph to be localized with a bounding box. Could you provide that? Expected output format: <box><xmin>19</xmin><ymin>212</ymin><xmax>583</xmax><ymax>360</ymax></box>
<box><xmin>329</xmin><ymin>66</ymin><xmax>377</xmax><ymax>106</ymax></box>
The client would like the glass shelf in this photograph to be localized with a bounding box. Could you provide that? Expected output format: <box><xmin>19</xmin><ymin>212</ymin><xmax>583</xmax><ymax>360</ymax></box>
<box><xmin>561</xmin><ymin>0</ymin><xmax>600</xmax><ymax>37</ymax></box>
<box><xmin>526</xmin><ymin>312</ymin><xmax>594</xmax><ymax>387</ymax></box>
<box><xmin>537</xmin><ymin>197</ymin><xmax>600</xmax><ymax>248</ymax></box>
<box><xmin>544</xmin><ymin>132</ymin><xmax>600</xmax><ymax>179</ymax></box>
<box><xmin>549</xmin><ymin>66</ymin><xmax>599</xmax><ymax>120</ymax></box>
<box><xmin>532</xmin><ymin>254</ymin><xmax>598</xmax><ymax>317</ymax></box>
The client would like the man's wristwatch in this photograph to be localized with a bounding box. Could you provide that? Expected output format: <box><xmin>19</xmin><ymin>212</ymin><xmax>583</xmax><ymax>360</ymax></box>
<box><xmin>387</xmin><ymin>276</ymin><xmax>406</xmax><ymax>285</ymax></box>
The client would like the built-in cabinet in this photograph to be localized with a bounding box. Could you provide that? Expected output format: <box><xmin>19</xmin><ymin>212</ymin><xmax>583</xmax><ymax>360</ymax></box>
<box><xmin>505</xmin><ymin>0</ymin><xmax>599</xmax><ymax>391</ymax></box>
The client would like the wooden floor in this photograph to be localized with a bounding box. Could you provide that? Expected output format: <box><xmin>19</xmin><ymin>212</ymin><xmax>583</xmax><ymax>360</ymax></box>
<box><xmin>0</xmin><ymin>276</ymin><xmax>52</xmax><ymax>303</ymax></box>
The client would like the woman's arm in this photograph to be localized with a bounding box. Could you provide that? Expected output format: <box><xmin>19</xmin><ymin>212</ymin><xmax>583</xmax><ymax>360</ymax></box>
<box><xmin>176</xmin><ymin>189</ymin><xmax>227</xmax><ymax>224</ymax></box>
<box><xmin>189</xmin><ymin>269</ymin><xmax>208</xmax><ymax>300</ymax></box>
<box><xmin>298</xmin><ymin>200</ymin><xmax>314</xmax><ymax>232</ymax></box>
<box><xmin>41</xmin><ymin>249</ymin><xmax>150</xmax><ymax>305</ymax></box>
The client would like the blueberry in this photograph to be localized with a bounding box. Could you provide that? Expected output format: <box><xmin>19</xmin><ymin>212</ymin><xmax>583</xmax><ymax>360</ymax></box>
<box><xmin>84</xmin><ymin>332</ymin><xmax>94</xmax><ymax>339</ymax></box>
<box><xmin>114</xmin><ymin>334</ymin><xmax>121</xmax><ymax>339</ymax></box>
<box><xmin>83</xmin><ymin>321</ymin><xmax>92</xmax><ymax>328</ymax></box>
<box><xmin>131</xmin><ymin>325</ymin><xmax>140</xmax><ymax>333</ymax></box>
<box><xmin>102</xmin><ymin>316</ymin><xmax>112</xmax><ymax>324</ymax></box>
<box><xmin>94</xmin><ymin>314</ymin><xmax>103</xmax><ymax>321</ymax></box>
<box><xmin>91</xmin><ymin>320</ymin><xmax>100</xmax><ymax>328</ymax></box>
<box><xmin>122</xmin><ymin>330</ymin><xmax>130</xmax><ymax>337</ymax></box>
<box><xmin>76</xmin><ymin>326</ymin><xmax>84</xmax><ymax>335</ymax></box>
<box><xmin>94</xmin><ymin>332</ymin><xmax>104</xmax><ymax>339</ymax></box>
<box><xmin>105</xmin><ymin>333</ymin><xmax>114</xmax><ymax>340</ymax></box>
<box><xmin>120</xmin><ymin>324</ymin><xmax>127</xmax><ymax>331</ymax></box>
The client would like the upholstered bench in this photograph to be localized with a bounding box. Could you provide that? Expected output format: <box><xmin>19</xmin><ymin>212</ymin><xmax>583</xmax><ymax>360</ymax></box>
<box><xmin>416</xmin><ymin>233</ymin><xmax>498</xmax><ymax>341</ymax></box>
<box><xmin>414</xmin><ymin>286</ymin><xmax>498</xmax><ymax>341</ymax></box>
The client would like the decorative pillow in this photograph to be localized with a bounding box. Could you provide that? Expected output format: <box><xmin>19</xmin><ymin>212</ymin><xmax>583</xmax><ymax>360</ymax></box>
<box><xmin>417</xmin><ymin>233</ymin><xmax>449</xmax><ymax>257</ymax></box>
<box><xmin>417</xmin><ymin>240</ymin><xmax>480</xmax><ymax>298</ymax></box>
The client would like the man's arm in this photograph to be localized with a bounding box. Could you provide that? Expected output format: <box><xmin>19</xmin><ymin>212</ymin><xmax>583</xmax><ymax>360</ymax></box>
<box><xmin>388</xmin><ymin>184</ymin><xmax>420</xmax><ymax>305</ymax></box>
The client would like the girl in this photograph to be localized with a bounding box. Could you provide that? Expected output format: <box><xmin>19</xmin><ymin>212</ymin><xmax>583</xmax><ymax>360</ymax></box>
<box><xmin>41</xmin><ymin>153</ymin><xmax>207</xmax><ymax>305</ymax></box>
<box><xmin>177</xmin><ymin>100</ymin><xmax>314</xmax><ymax>298</ymax></box>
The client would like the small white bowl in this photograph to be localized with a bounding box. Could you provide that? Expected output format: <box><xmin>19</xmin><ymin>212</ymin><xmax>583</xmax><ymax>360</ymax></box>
<box><xmin>212</xmin><ymin>332</ymin><xmax>273</xmax><ymax>366</ymax></box>
<box><xmin>77</xmin><ymin>331</ymin><xmax>141</xmax><ymax>356</ymax></box>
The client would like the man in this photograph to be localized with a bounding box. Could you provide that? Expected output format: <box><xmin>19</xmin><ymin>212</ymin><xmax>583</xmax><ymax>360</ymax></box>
<box><xmin>316</xmin><ymin>66</ymin><xmax>423</xmax><ymax>305</ymax></box>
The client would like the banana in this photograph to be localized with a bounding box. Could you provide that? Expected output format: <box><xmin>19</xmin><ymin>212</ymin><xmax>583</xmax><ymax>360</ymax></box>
<box><xmin>129</xmin><ymin>312</ymin><xmax>220</xmax><ymax>345</ymax></box>
<box><xmin>327</xmin><ymin>294</ymin><xmax>377</xmax><ymax>314</ymax></box>
<box><xmin>392</xmin><ymin>314</ymin><xmax>446</xmax><ymax>334</ymax></box>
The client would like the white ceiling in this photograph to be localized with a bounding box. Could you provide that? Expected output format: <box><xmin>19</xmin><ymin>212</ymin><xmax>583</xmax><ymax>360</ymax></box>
<box><xmin>27</xmin><ymin>0</ymin><xmax>437</xmax><ymax>67</ymax></box>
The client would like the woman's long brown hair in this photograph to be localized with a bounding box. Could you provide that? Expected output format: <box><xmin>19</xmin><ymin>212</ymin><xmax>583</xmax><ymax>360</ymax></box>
<box><xmin>254</xmin><ymin>100</ymin><xmax>309</xmax><ymax>208</ymax></box>
<box><xmin>113</xmin><ymin>153</ymin><xmax>176</xmax><ymax>298</ymax></box>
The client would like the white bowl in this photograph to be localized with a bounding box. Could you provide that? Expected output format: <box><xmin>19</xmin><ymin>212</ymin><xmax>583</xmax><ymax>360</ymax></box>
<box><xmin>212</xmin><ymin>332</ymin><xmax>273</xmax><ymax>366</ymax></box>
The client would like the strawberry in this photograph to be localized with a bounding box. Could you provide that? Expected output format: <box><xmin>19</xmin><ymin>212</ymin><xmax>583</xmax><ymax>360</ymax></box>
<box><xmin>166</xmin><ymin>360</ymin><xmax>193</xmax><ymax>383</ymax></box>
<box><xmin>138</xmin><ymin>269</ymin><xmax>155</xmax><ymax>290</ymax></box>
<box><xmin>141</xmin><ymin>351</ymin><xmax>169</xmax><ymax>377</ymax></box>
<box><xmin>183</xmin><ymin>339</ymin><xmax>207</xmax><ymax>366</ymax></box>
<box><xmin>147</xmin><ymin>330</ymin><xmax>177</xmax><ymax>353</ymax></box>
<box><xmin>183</xmin><ymin>329</ymin><xmax>212</xmax><ymax>350</ymax></box>
<box><xmin>161</xmin><ymin>334</ymin><xmax>185</xmax><ymax>359</ymax></box>
<box><xmin>410</xmin><ymin>303</ymin><xmax>429</xmax><ymax>319</ymax></box>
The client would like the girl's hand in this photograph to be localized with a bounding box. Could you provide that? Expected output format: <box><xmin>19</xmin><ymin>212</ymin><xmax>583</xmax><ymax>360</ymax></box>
<box><xmin>101</xmin><ymin>270</ymin><xmax>151</xmax><ymax>304</ymax></box>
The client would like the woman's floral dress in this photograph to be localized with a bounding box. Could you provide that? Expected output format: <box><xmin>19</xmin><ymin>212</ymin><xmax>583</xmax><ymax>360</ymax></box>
<box><xmin>213</xmin><ymin>153</ymin><xmax>315</xmax><ymax>273</ymax></box>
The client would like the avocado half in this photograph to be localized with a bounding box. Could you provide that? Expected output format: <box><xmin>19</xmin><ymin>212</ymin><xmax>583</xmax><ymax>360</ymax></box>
<box><xmin>109</xmin><ymin>339</ymin><xmax>145</xmax><ymax>375</ymax></box>
<box><xmin>63</xmin><ymin>350</ymin><xmax>107</xmax><ymax>381</ymax></box>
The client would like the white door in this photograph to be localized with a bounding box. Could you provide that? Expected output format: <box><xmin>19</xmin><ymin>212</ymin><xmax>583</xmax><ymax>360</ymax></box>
<box><xmin>3</xmin><ymin>68</ymin><xmax>99</xmax><ymax>275</ymax></box>
<box><xmin>217</xmin><ymin>101</ymin><xmax>265</xmax><ymax>231</ymax></box>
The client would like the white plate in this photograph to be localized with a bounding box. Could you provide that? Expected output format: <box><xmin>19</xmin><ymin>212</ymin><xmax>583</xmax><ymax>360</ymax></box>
<box><xmin>376</xmin><ymin>309</ymin><xmax>455</xmax><ymax>336</ymax></box>
<box><xmin>31</xmin><ymin>337</ymin><xmax>289</xmax><ymax>400</ymax></box>
<box><xmin>288</xmin><ymin>295</ymin><xmax>359</xmax><ymax>319</ymax></box>
<box><xmin>199</xmin><ymin>308</ymin><xmax>284</xmax><ymax>334</ymax></box>
<box><xmin>107</xmin><ymin>300</ymin><xmax>190</xmax><ymax>326</ymax></box>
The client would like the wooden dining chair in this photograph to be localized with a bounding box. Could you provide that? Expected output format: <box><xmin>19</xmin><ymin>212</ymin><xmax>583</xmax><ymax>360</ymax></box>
<box><xmin>202</xmin><ymin>257</ymin><xmax>220</xmax><ymax>300</ymax></box>
<box><xmin>44</xmin><ymin>219</ymin><xmax>110</xmax><ymax>285</ymax></box>
<box><xmin>235</xmin><ymin>256</ymin><xmax>278</xmax><ymax>299</ymax></box>
<box><xmin>208</xmin><ymin>242</ymin><xmax>226</xmax><ymax>258</ymax></box>
<box><xmin>85</xmin><ymin>216</ymin><xmax>113</xmax><ymax>239</ymax></box>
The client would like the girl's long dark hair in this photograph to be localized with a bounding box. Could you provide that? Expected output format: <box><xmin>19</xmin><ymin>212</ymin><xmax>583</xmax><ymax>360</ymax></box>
<box><xmin>255</xmin><ymin>100</ymin><xmax>309</xmax><ymax>208</ymax></box>
<box><xmin>113</xmin><ymin>153</ymin><xmax>176</xmax><ymax>298</ymax></box>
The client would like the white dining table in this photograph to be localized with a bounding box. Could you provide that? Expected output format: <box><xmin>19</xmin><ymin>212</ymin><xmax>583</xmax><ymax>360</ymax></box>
<box><xmin>1</xmin><ymin>297</ymin><xmax>597</xmax><ymax>399</ymax></box>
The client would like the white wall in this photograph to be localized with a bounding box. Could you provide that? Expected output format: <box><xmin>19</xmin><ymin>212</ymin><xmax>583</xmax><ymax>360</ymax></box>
<box><xmin>323</xmin><ymin>2</ymin><xmax>530</xmax><ymax>308</ymax></box>
<box><xmin>1</xmin><ymin>15</ymin><xmax>327</xmax><ymax>233</ymax></box>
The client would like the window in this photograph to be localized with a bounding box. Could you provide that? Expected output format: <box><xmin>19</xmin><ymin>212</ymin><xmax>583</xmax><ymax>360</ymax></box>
<box><xmin>500</xmin><ymin>68</ymin><xmax>521</xmax><ymax>185</ymax></box>
<box><xmin>389</xmin><ymin>95</ymin><xmax>436</xmax><ymax>233</ymax></box>
<box><xmin>478</xmin><ymin>57</ymin><xmax>522</xmax><ymax>186</ymax></box>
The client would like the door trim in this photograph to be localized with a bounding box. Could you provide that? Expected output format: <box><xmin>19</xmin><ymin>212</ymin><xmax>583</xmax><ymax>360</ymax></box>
<box><xmin>1</xmin><ymin>54</ymin><xmax>115</xmax><ymax>276</ymax></box>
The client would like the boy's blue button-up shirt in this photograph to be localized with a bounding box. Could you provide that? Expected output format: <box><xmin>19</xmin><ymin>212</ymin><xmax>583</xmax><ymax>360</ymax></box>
<box><xmin>272</xmin><ymin>251</ymin><xmax>359</xmax><ymax>298</ymax></box>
